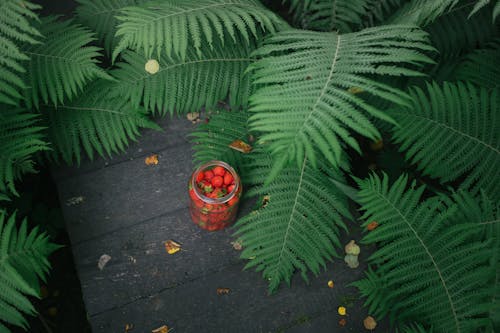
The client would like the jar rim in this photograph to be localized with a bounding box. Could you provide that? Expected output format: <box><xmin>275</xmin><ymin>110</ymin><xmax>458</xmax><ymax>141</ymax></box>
<box><xmin>191</xmin><ymin>160</ymin><xmax>240</xmax><ymax>204</ymax></box>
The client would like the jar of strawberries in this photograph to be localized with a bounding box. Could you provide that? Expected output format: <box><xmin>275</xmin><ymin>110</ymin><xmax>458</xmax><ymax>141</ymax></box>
<box><xmin>188</xmin><ymin>161</ymin><xmax>242</xmax><ymax>231</ymax></box>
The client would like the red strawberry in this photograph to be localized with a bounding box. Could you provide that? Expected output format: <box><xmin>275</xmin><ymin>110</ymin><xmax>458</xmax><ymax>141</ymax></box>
<box><xmin>211</xmin><ymin>175</ymin><xmax>224</xmax><ymax>188</ymax></box>
<box><xmin>227</xmin><ymin>184</ymin><xmax>235</xmax><ymax>193</ymax></box>
<box><xmin>213</xmin><ymin>166</ymin><xmax>226</xmax><ymax>176</ymax></box>
<box><xmin>227</xmin><ymin>196</ymin><xmax>239</xmax><ymax>207</ymax></box>
<box><xmin>204</xmin><ymin>170</ymin><xmax>214</xmax><ymax>180</ymax></box>
<box><xmin>212</xmin><ymin>188</ymin><xmax>226</xmax><ymax>198</ymax></box>
<box><xmin>223</xmin><ymin>173</ymin><xmax>234</xmax><ymax>185</ymax></box>
<box><xmin>196</xmin><ymin>171</ymin><xmax>204</xmax><ymax>182</ymax></box>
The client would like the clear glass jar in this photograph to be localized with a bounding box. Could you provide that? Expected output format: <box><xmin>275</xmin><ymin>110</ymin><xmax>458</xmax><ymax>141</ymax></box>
<box><xmin>188</xmin><ymin>160</ymin><xmax>242</xmax><ymax>231</ymax></box>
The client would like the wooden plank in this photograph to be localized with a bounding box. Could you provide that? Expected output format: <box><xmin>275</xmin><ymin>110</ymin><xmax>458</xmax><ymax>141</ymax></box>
<box><xmin>72</xmin><ymin>208</ymin><xmax>242</xmax><ymax>315</ymax></box>
<box><xmin>57</xmin><ymin>142</ymin><xmax>194</xmax><ymax>243</ymax></box>
<box><xmin>52</xmin><ymin>117</ymin><xmax>194</xmax><ymax>182</ymax></box>
<box><xmin>88</xmin><ymin>257</ymin><xmax>378</xmax><ymax>333</ymax></box>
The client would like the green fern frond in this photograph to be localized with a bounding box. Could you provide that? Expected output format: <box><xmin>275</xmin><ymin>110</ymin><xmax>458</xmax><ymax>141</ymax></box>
<box><xmin>0</xmin><ymin>210</ymin><xmax>59</xmax><ymax>331</ymax></box>
<box><xmin>397</xmin><ymin>323</ymin><xmax>434</xmax><ymax>333</ymax></box>
<box><xmin>389</xmin><ymin>0</ymin><xmax>462</xmax><ymax>26</ymax></box>
<box><xmin>291</xmin><ymin>0</ymin><xmax>371</xmax><ymax>32</ymax></box>
<box><xmin>43</xmin><ymin>81</ymin><xmax>159</xmax><ymax>165</ymax></box>
<box><xmin>387</xmin><ymin>81</ymin><xmax>500</xmax><ymax>200</ymax></box>
<box><xmin>361</xmin><ymin>0</ymin><xmax>408</xmax><ymax>27</ymax></box>
<box><xmin>235</xmin><ymin>152</ymin><xmax>352</xmax><ymax>293</ymax></box>
<box><xmin>0</xmin><ymin>193</ymin><xmax>10</xmax><ymax>202</ymax></box>
<box><xmin>426</xmin><ymin>7</ymin><xmax>498</xmax><ymax>65</ymax></box>
<box><xmin>189</xmin><ymin>108</ymin><xmax>249</xmax><ymax>167</ymax></box>
<box><xmin>0</xmin><ymin>0</ymin><xmax>41</xmax><ymax>105</ymax></box>
<box><xmin>0</xmin><ymin>108</ymin><xmax>49</xmax><ymax>196</ymax></box>
<box><xmin>112</xmin><ymin>0</ymin><xmax>283</xmax><ymax>62</ymax></box>
<box><xmin>353</xmin><ymin>173</ymin><xmax>496</xmax><ymax>333</ymax></box>
<box><xmin>22</xmin><ymin>16</ymin><xmax>111</xmax><ymax>109</ymax></box>
<box><xmin>469</xmin><ymin>0</ymin><xmax>500</xmax><ymax>21</ymax></box>
<box><xmin>248</xmin><ymin>26</ymin><xmax>434</xmax><ymax>170</ymax></box>
<box><xmin>453</xmin><ymin>40</ymin><xmax>500</xmax><ymax>89</ymax></box>
<box><xmin>75</xmin><ymin>0</ymin><xmax>144</xmax><ymax>55</ymax></box>
<box><xmin>110</xmin><ymin>40</ymin><xmax>253</xmax><ymax>115</ymax></box>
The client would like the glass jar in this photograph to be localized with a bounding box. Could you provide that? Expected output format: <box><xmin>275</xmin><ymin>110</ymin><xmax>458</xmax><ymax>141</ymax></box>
<box><xmin>188</xmin><ymin>160</ymin><xmax>242</xmax><ymax>231</ymax></box>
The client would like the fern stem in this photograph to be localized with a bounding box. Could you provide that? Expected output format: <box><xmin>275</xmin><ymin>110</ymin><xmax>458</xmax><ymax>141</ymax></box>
<box><xmin>479</xmin><ymin>218</ymin><xmax>500</xmax><ymax>225</ymax></box>
<box><xmin>391</xmin><ymin>109</ymin><xmax>500</xmax><ymax>155</ymax></box>
<box><xmin>297</xmin><ymin>33</ymin><xmax>341</xmax><ymax>142</ymax></box>
<box><xmin>373</xmin><ymin>189</ymin><xmax>461</xmax><ymax>333</ymax></box>
<box><xmin>272</xmin><ymin>157</ymin><xmax>308</xmax><ymax>279</ymax></box>
<box><xmin>43</xmin><ymin>105</ymin><xmax>129</xmax><ymax>116</ymax></box>
<box><xmin>23</xmin><ymin>51</ymin><xmax>96</xmax><ymax>67</ymax></box>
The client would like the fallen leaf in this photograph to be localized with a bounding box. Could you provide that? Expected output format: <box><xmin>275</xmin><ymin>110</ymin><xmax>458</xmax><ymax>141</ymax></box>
<box><xmin>98</xmin><ymin>254</ymin><xmax>112</xmax><ymax>270</ymax></box>
<box><xmin>125</xmin><ymin>323</ymin><xmax>134</xmax><ymax>332</ymax></box>
<box><xmin>66</xmin><ymin>196</ymin><xmax>84</xmax><ymax>206</ymax></box>
<box><xmin>327</xmin><ymin>280</ymin><xmax>334</xmax><ymax>288</ymax></box>
<box><xmin>231</xmin><ymin>240</ymin><xmax>243</xmax><ymax>251</ymax></box>
<box><xmin>339</xmin><ymin>318</ymin><xmax>347</xmax><ymax>327</ymax></box>
<box><xmin>347</xmin><ymin>86</ymin><xmax>364</xmax><ymax>94</ymax></box>
<box><xmin>367</xmin><ymin>221</ymin><xmax>379</xmax><ymax>231</ymax></box>
<box><xmin>344</xmin><ymin>240</ymin><xmax>360</xmax><ymax>255</ymax></box>
<box><xmin>344</xmin><ymin>254</ymin><xmax>359</xmax><ymax>269</ymax></box>
<box><xmin>363</xmin><ymin>316</ymin><xmax>377</xmax><ymax>330</ymax></box>
<box><xmin>164</xmin><ymin>240</ymin><xmax>181</xmax><ymax>255</ymax></box>
<box><xmin>262</xmin><ymin>195</ymin><xmax>270</xmax><ymax>208</ymax></box>
<box><xmin>145</xmin><ymin>154</ymin><xmax>159</xmax><ymax>165</ymax></box>
<box><xmin>217</xmin><ymin>287</ymin><xmax>230</xmax><ymax>295</ymax></box>
<box><xmin>186</xmin><ymin>112</ymin><xmax>200</xmax><ymax>123</ymax></box>
<box><xmin>338</xmin><ymin>306</ymin><xmax>347</xmax><ymax>316</ymax></box>
<box><xmin>151</xmin><ymin>325</ymin><xmax>169</xmax><ymax>333</ymax></box>
<box><xmin>145</xmin><ymin>59</ymin><xmax>160</xmax><ymax>74</ymax></box>
<box><xmin>229</xmin><ymin>139</ymin><xmax>252</xmax><ymax>153</ymax></box>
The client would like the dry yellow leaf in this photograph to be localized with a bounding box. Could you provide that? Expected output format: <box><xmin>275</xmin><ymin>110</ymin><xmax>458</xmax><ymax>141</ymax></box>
<box><xmin>152</xmin><ymin>325</ymin><xmax>169</xmax><ymax>333</ymax></box>
<box><xmin>338</xmin><ymin>306</ymin><xmax>347</xmax><ymax>316</ymax></box>
<box><xmin>363</xmin><ymin>316</ymin><xmax>377</xmax><ymax>330</ymax></box>
<box><xmin>145</xmin><ymin>154</ymin><xmax>159</xmax><ymax>165</ymax></box>
<box><xmin>327</xmin><ymin>280</ymin><xmax>334</xmax><ymax>288</ymax></box>
<box><xmin>217</xmin><ymin>287</ymin><xmax>231</xmax><ymax>295</ymax></box>
<box><xmin>229</xmin><ymin>139</ymin><xmax>252</xmax><ymax>153</ymax></box>
<box><xmin>125</xmin><ymin>323</ymin><xmax>134</xmax><ymax>332</ymax></box>
<box><xmin>164</xmin><ymin>240</ymin><xmax>181</xmax><ymax>255</ymax></box>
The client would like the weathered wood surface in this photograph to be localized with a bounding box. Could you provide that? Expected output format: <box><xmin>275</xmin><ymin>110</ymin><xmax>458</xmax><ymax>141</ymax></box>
<box><xmin>55</xmin><ymin>117</ymin><xmax>388</xmax><ymax>332</ymax></box>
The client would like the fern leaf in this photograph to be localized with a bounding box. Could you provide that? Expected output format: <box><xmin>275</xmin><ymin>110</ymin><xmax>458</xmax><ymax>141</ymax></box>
<box><xmin>22</xmin><ymin>16</ymin><xmax>111</xmax><ymax>109</ymax></box>
<box><xmin>387</xmin><ymin>81</ymin><xmax>500</xmax><ymax>200</ymax></box>
<box><xmin>110</xmin><ymin>40</ymin><xmax>252</xmax><ymax>115</ymax></box>
<box><xmin>469</xmin><ymin>0</ymin><xmax>500</xmax><ymax>21</ymax></box>
<box><xmin>0</xmin><ymin>211</ymin><xmax>59</xmax><ymax>331</ymax></box>
<box><xmin>112</xmin><ymin>0</ymin><xmax>283</xmax><ymax>62</ymax></box>
<box><xmin>189</xmin><ymin>108</ymin><xmax>249</xmax><ymax>168</ymax></box>
<box><xmin>353</xmin><ymin>173</ymin><xmax>496</xmax><ymax>333</ymax></box>
<box><xmin>453</xmin><ymin>40</ymin><xmax>500</xmax><ymax>89</ymax></box>
<box><xmin>0</xmin><ymin>0</ymin><xmax>41</xmax><ymax>105</ymax></box>
<box><xmin>75</xmin><ymin>0</ymin><xmax>145</xmax><ymax>55</ymax></box>
<box><xmin>43</xmin><ymin>81</ymin><xmax>160</xmax><ymax>165</ymax></box>
<box><xmin>235</xmin><ymin>152</ymin><xmax>351</xmax><ymax>293</ymax></box>
<box><xmin>248</xmin><ymin>26</ymin><xmax>434</xmax><ymax>170</ymax></box>
<box><xmin>0</xmin><ymin>108</ymin><xmax>49</xmax><ymax>196</ymax></box>
<box><xmin>397</xmin><ymin>323</ymin><xmax>434</xmax><ymax>333</ymax></box>
<box><xmin>389</xmin><ymin>0</ymin><xmax>461</xmax><ymax>26</ymax></box>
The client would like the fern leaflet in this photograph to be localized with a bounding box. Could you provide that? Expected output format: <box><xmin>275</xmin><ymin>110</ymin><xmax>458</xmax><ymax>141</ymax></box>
<box><xmin>453</xmin><ymin>40</ymin><xmax>500</xmax><ymax>89</ymax></box>
<box><xmin>112</xmin><ymin>0</ymin><xmax>283</xmax><ymax>62</ymax></box>
<box><xmin>0</xmin><ymin>108</ymin><xmax>49</xmax><ymax>196</ymax></box>
<box><xmin>248</xmin><ymin>26</ymin><xmax>434</xmax><ymax>171</ymax></box>
<box><xmin>387</xmin><ymin>81</ymin><xmax>500</xmax><ymax>200</ymax></box>
<box><xmin>109</xmin><ymin>39</ymin><xmax>252</xmax><ymax>115</ymax></box>
<box><xmin>75</xmin><ymin>0</ymin><xmax>144</xmax><ymax>55</ymax></box>
<box><xmin>0</xmin><ymin>211</ymin><xmax>59</xmax><ymax>331</ymax></box>
<box><xmin>0</xmin><ymin>0</ymin><xmax>41</xmax><ymax>105</ymax></box>
<box><xmin>189</xmin><ymin>108</ymin><xmax>249</xmax><ymax>168</ymax></box>
<box><xmin>353</xmin><ymin>173</ymin><xmax>497</xmax><ymax>333</ymax></box>
<box><xmin>43</xmin><ymin>81</ymin><xmax>159</xmax><ymax>165</ymax></box>
<box><xmin>235</xmin><ymin>151</ymin><xmax>351</xmax><ymax>292</ymax></box>
<box><xmin>22</xmin><ymin>17</ymin><xmax>111</xmax><ymax>109</ymax></box>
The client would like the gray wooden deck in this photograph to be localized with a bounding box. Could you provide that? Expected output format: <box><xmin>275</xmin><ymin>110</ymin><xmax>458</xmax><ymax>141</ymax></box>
<box><xmin>53</xmin><ymin>117</ymin><xmax>388</xmax><ymax>332</ymax></box>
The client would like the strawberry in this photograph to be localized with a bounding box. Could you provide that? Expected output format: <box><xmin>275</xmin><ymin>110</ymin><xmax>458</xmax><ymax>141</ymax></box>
<box><xmin>211</xmin><ymin>175</ymin><xmax>224</xmax><ymax>188</ymax></box>
<box><xmin>196</xmin><ymin>171</ymin><xmax>204</xmax><ymax>182</ymax></box>
<box><xmin>227</xmin><ymin>184</ymin><xmax>235</xmax><ymax>193</ymax></box>
<box><xmin>204</xmin><ymin>170</ymin><xmax>214</xmax><ymax>180</ymax></box>
<box><xmin>213</xmin><ymin>166</ymin><xmax>226</xmax><ymax>176</ymax></box>
<box><xmin>227</xmin><ymin>196</ymin><xmax>239</xmax><ymax>207</ymax></box>
<box><xmin>223</xmin><ymin>173</ymin><xmax>234</xmax><ymax>185</ymax></box>
<box><xmin>212</xmin><ymin>188</ymin><xmax>226</xmax><ymax>198</ymax></box>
